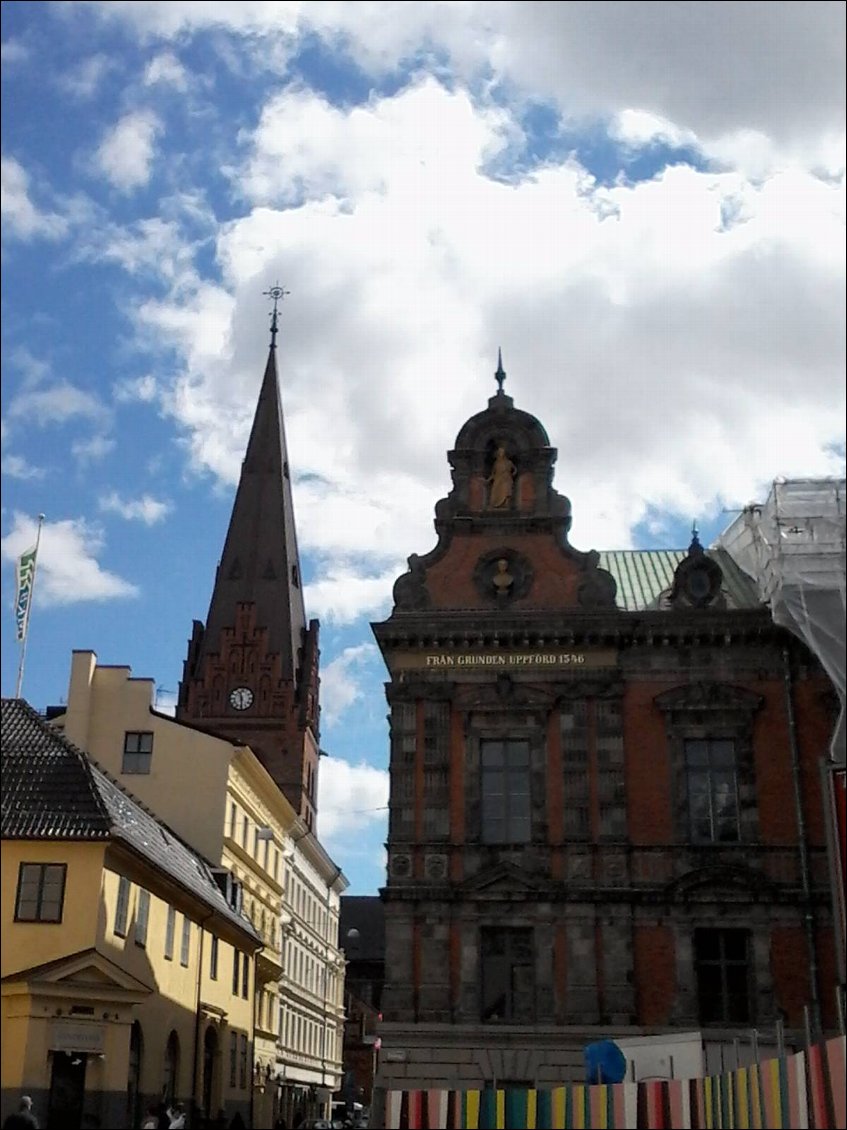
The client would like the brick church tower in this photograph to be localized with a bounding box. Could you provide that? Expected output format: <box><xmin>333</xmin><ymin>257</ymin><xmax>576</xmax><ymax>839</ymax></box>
<box><xmin>372</xmin><ymin>357</ymin><xmax>838</xmax><ymax>1089</ymax></box>
<box><xmin>177</xmin><ymin>307</ymin><xmax>320</xmax><ymax>827</ymax></box>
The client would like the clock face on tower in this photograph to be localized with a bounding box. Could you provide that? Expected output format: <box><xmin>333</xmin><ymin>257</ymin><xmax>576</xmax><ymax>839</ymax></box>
<box><xmin>229</xmin><ymin>686</ymin><xmax>254</xmax><ymax>711</ymax></box>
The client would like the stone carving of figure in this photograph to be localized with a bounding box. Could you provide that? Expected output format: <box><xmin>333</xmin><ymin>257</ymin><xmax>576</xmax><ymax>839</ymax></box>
<box><xmin>492</xmin><ymin>558</ymin><xmax>514</xmax><ymax>597</ymax></box>
<box><xmin>487</xmin><ymin>446</ymin><xmax>516</xmax><ymax>508</ymax></box>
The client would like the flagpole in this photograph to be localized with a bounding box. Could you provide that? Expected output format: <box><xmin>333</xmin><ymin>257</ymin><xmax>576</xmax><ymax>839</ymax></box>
<box><xmin>15</xmin><ymin>513</ymin><xmax>45</xmax><ymax>699</ymax></box>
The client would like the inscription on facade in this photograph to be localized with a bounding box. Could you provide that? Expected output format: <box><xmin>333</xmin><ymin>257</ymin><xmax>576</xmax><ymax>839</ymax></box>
<box><xmin>392</xmin><ymin>648</ymin><xmax>617</xmax><ymax>671</ymax></box>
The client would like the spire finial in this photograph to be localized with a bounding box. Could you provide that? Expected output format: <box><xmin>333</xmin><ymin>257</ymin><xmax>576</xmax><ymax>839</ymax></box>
<box><xmin>263</xmin><ymin>282</ymin><xmax>290</xmax><ymax>348</ymax></box>
<box><xmin>689</xmin><ymin>520</ymin><xmax>703</xmax><ymax>555</ymax></box>
<box><xmin>494</xmin><ymin>347</ymin><xmax>506</xmax><ymax>394</ymax></box>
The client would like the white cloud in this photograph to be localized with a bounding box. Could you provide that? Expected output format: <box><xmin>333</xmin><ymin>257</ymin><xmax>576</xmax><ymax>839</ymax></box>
<box><xmin>58</xmin><ymin>53</ymin><xmax>113</xmax><ymax>99</ymax></box>
<box><xmin>99</xmin><ymin>491</ymin><xmax>172</xmax><ymax>525</ymax></box>
<box><xmin>76</xmin><ymin>2</ymin><xmax>845</xmax><ymax>158</ymax></box>
<box><xmin>1</xmin><ymin>513</ymin><xmax>139</xmax><ymax>606</ymax></box>
<box><xmin>1</xmin><ymin>157</ymin><xmax>67</xmax><ymax>241</ymax></box>
<box><xmin>1</xmin><ymin>39</ymin><xmax>29</xmax><ymax>65</ymax></box>
<box><xmin>316</xmin><ymin>755</ymin><xmax>389</xmax><ymax>842</ymax></box>
<box><xmin>143</xmin><ymin>51</ymin><xmax>189</xmax><ymax>91</ymax></box>
<box><xmin>113</xmin><ymin>374</ymin><xmax>160</xmax><ymax>403</ymax></box>
<box><xmin>95</xmin><ymin>110</ymin><xmax>162</xmax><ymax>192</ymax></box>
<box><xmin>126</xmin><ymin>76</ymin><xmax>841</xmax><ymax>612</ymax></box>
<box><xmin>320</xmin><ymin>643</ymin><xmax>380</xmax><ymax>727</ymax></box>
<box><xmin>306</xmin><ymin>565</ymin><xmax>399</xmax><ymax>627</ymax></box>
<box><xmin>0</xmin><ymin>422</ymin><xmax>45</xmax><ymax>481</ymax></box>
<box><xmin>7</xmin><ymin>379</ymin><xmax>110</xmax><ymax>428</ymax></box>
<box><xmin>71</xmin><ymin>436</ymin><xmax>117</xmax><ymax>464</ymax></box>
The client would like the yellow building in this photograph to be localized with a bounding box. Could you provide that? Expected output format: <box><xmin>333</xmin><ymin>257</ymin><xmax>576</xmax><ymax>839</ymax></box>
<box><xmin>52</xmin><ymin>649</ymin><xmax>347</xmax><ymax>1127</ymax></box>
<box><xmin>1</xmin><ymin>698</ymin><xmax>261</xmax><ymax>1130</ymax></box>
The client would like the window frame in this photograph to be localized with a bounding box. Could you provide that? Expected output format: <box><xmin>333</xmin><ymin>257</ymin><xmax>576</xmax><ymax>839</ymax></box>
<box><xmin>134</xmin><ymin>888</ymin><xmax>151</xmax><ymax>947</ymax></box>
<box><xmin>14</xmin><ymin>862</ymin><xmax>67</xmax><ymax>923</ymax></box>
<box><xmin>210</xmin><ymin>934</ymin><xmax>219</xmax><ymax>980</ymax></box>
<box><xmin>179</xmin><ymin>916</ymin><xmax>191</xmax><ymax>967</ymax></box>
<box><xmin>114</xmin><ymin>875</ymin><xmax>131</xmax><ymax>937</ymax></box>
<box><xmin>122</xmin><ymin>730</ymin><xmax>154</xmax><ymax>775</ymax></box>
<box><xmin>694</xmin><ymin>927</ymin><xmax>753</xmax><ymax>1025</ymax></box>
<box><xmin>480</xmin><ymin>738</ymin><xmax>532</xmax><ymax>844</ymax></box>
<box><xmin>164</xmin><ymin>904</ymin><xmax>176</xmax><ymax>960</ymax></box>
<box><xmin>684</xmin><ymin>737</ymin><xmax>741</xmax><ymax>844</ymax></box>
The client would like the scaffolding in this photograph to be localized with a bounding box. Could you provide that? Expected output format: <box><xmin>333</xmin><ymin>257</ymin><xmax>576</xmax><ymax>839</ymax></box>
<box><xmin>717</xmin><ymin>478</ymin><xmax>846</xmax><ymax>764</ymax></box>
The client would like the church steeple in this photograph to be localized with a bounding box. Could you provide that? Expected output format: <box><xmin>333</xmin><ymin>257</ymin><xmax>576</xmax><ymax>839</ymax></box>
<box><xmin>177</xmin><ymin>298</ymin><xmax>321</xmax><ymax>828</ymax></box>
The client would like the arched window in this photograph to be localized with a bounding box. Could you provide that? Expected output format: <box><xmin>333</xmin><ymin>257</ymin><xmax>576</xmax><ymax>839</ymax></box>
<box><xmin>163</xmin><ymin>1030</ymin><xmax>180</xmax><ymax>1108</ymax></box>
<box><xmin>127</xmin><ymin>1021</ymin><xmax>143</xmax><ymax>1129</ymax></box>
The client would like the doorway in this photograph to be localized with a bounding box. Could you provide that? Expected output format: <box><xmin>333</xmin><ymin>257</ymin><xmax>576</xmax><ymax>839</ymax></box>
<box><xmin>202</xmin><ymin>1026</ymin><xmax>218</xmax><ymax>1119</ymax></box>
<box><xmin>47</xmin><ymin>1051</ymin><xmax>86</xmax><ymax>1130</ymax></box>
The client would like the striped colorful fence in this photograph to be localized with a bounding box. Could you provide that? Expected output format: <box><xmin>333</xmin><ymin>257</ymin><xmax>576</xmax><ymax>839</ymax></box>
<box><xmin>383</xmin><ymin>1034</ymin><xmax>846</xmax><ymax>1130</ymax></box>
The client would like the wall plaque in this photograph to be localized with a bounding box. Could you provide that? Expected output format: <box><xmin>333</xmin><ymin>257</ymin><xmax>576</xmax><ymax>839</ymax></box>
<box><xmin>50</xmin><ymin>1021</ymin><xmax>106</xmax><ymax>1054</ymax></box>
<box><xmin>390</xmin><ymin>648</ymin><xmax>617</xmax><ymax>671</ymax></box>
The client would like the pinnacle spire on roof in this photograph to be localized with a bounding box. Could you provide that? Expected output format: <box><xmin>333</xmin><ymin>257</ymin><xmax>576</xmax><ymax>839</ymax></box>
<box><xmin>494</xmin><ymin>348</ymin><xmax>506</xmax><ymax>394</ymax></box>
<box><xmin>689</xmin><ymin>521</ymin><xmax>704</xmax><ymax>556</ymax></box>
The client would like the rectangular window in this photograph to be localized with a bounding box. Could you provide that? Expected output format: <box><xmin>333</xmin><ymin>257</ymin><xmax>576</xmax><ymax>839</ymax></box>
<box><xmin>239</xmin><ymin>1034</ymin><xmax>248</xmax><ymax>1089</ymax></box>
<box><xmin>210</xmin><ymin>935</ymin><xmax>219</xmax><ymax>980</ymax></box>
<box><xmin>134</xmin><ymin>889</ymin><xmax>151</xmax><ymax>947</ymax></box>
<box><xmin>14</xmin><ymin>863</ymin><xmax>67</xmax><ymax>923</ymax></box>
<box><xmin>242</xmin><ymin>953</ymin><xmax>250</xmax><ymax>999</ymax></box>
<box><xmin>685</xmin><ymin>739</ymin><xmax>740</xmax><ymax>843</ymax></box>
<box><xmin>229</xmin><ymin>1031</ymin><xmax>238</xmax><ymax>1088</ymax></box>
<box><xmin>561</xmin><ymin>702</ymin><xmax>590</xmax><ymax>838</ymax></box>
<box><xmin>122</xmin><ymin>731</ymin><xmax>153</xmax><ymax>774</ymax></box>
<box><xmin>180</xmin><ymin>916</ymin><xmax>191</xmax><ymax>967</ymax></box>
<box><xmin>389</xmin><ymin>702</ymin><xmax>416</xmax><ymax>840</ymax></box>
<box><xmin>480</xmin><ymin>927</ymin><xmax>535</xmax><ymax>1023</ymax></box>
<box><xmin>233</xmin><ymin>948</ymin><xmax>240</xmax><ymax>994</ymax></box>
<box><xmin>229</xmin><ymin>802</ymin><xmax>237</xmax><ymax>838</ymax></box>
<box><xmin>114</xmin><ymin>875</ymin><xmax>131</xmax><ymax>937</ymax></box>
<box><xmin>242</xmin><ymin>815</ymin><xmax>248</xmax><ymax>847</ymax></box>
<box><xmin>164</xmin><ymin>905</ymin><xmax>176</xmax><ymax>960</ymax></box>
<box><xmin>694</xmin><ymin>928</ymin><xmax>752</xmax><ymax>1023</ymax></box>
<box><xmin>481</xmin><ymin>739</ymin><xmax>531</xmax><ymax>843</ymax></box>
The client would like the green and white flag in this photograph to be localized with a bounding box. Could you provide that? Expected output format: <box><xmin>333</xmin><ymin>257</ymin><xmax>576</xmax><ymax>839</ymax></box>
<box><xmin>15</xmin><ymin>545</ymin><xmax>37</xmax><ymax>642</ymax></box>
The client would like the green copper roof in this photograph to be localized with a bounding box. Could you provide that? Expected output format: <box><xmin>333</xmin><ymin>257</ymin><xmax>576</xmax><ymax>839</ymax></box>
<box><xmin>598</xmin><ymin>547</ymin><xmax>761</xmax><ymax>612</ymax></box>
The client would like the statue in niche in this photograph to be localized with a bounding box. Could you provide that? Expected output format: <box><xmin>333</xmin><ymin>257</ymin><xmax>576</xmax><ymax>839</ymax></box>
<box><xmin>487</xmin><ymin>445</ymin><xmax>516</xmax><ymax>508</ymax></box>
<box><xmin>492</xmin><ymin>558</ymin><xmax>514</xmax><ymax>598</ymax></box>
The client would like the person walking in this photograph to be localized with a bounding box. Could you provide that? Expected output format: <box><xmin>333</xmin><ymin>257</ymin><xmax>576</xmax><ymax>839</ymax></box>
<box><xmin>2</xmin><ymin>1096</ymin><xmax>39</xmax><ymax>1130</ymax></box>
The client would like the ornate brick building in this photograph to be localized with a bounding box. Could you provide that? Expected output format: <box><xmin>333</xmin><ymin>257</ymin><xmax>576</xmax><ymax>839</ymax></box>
<box><xmin>372</xmin><ymin>361</ymin><xmax>839</xmax><ymax>1091</ymax></box>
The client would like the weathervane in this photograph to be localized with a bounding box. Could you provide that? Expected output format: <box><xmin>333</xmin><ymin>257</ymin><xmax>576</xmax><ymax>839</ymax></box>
<box><xmin>263</xmin><ymin>282</ymin><xmax>290</xmax><ymax>347</ymax></box>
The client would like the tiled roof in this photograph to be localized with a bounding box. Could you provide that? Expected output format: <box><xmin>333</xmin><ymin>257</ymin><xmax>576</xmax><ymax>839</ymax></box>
<box><xmin>1</xmin><ymin>698</ymin><xmax>111</xmax><ymax>840</ymax></box>
<box><xmin>598</xmin><ymin>547</ymin><xmax>761</xmax><ymax>612</ymax></box>
<box><xmin>1</xmin><ymin>699</ymin><xmax>260</xmax><ymax>943</ymax></box>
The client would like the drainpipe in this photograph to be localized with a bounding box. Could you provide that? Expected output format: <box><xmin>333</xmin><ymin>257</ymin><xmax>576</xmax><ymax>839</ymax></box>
<box><xmin>782</xmin><ymin>645</ymin><xmax>821</xmax><ymax>1034</ymax></box>
<box><xmin>191</xmin><ymin>911</ymin><xmax>214</xmax><ymax>1126</ymax></box>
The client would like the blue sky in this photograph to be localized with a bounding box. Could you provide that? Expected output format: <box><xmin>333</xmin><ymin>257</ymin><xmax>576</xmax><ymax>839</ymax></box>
<box><xmin>2</xmin><ymin>1</ymin><xmax>845</xmax><ymax>896</ymax></box>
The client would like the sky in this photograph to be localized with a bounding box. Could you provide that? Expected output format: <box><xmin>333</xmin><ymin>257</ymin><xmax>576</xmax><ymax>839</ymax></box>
<box><xmin>1</xmin><ymin>1</ymin><xmax>845</xmax><ymax>896</ymax></box>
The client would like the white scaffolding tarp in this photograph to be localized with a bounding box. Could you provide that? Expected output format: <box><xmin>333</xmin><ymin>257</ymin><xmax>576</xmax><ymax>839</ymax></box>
<box><xmin>718</xmin><ymin>479</ymin><xmax>846</xmax><ymax>764</ymax></box>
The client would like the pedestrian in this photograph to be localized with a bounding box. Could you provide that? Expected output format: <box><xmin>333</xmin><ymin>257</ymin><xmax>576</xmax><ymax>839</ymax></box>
<box><xmin>2</xmin><ymin>1096</ymin><xmax>39</xmax><ymax>1130</ymax></box>
<box><xmin>168</xmin><ymin>1102</ymin><xmax>186</xmax><ymax>1129</ymax></box>
<box><xmin>141</xmin><ymin>1106</ymin><xmax>160</xmax><ymax>1130</ymax></box>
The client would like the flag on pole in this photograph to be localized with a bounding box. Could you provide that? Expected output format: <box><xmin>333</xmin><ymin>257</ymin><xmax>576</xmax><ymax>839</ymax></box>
<box><xmin>15</xmin><ymin>545</ymin><xmax>38</xmax><ymax>642</ymax></box>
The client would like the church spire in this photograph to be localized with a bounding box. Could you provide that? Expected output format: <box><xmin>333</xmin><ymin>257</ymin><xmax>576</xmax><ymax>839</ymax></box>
<box><xmin>177</xmin><ymin>291</ymin><xmax>320</xmax><ymax>827</ymax></box>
